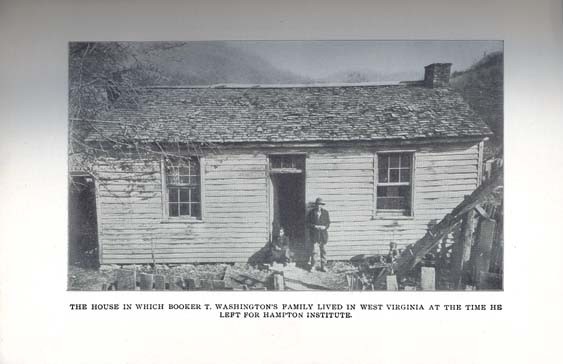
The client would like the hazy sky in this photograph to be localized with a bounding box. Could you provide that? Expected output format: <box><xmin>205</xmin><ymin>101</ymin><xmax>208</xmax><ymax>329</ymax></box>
<box><xmin>228</xmin><ymin>40</ymin><xmax>502</xmax><ymax>79</ymax></box>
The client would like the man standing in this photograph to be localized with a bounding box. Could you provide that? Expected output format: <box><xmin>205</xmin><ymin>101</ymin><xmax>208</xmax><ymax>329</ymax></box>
<box><xmin>307</xmin><ymin>197</ymin><xmax>330</xmax><ymax>272</ymax></box>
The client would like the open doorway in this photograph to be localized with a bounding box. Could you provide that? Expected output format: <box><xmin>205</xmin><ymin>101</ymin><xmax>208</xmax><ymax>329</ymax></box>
<box><xmin>69</xmin><ymin>175</ymin><xmax>99</xmax><ymax>268</ymax></box>
<box><xmin>271</xmin><ymin>174</ymin><xmax>306</xmax><ymax>241</ymax></box>
<box><xmin>269</xmin><ymin>155</ymin><xmax>306</xmax><ymax>261</ymax></box>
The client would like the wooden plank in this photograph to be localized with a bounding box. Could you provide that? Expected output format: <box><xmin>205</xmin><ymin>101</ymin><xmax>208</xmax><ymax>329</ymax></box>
<box><xmin>307</xmin><ymin>154</ymin><xmax>372</xmax><ymax>161</ymax></box>
<box><xmin>154</xmin><ymin>275</ymin><xmax>166</xmax><ymax>290</ymax></box>
<box><xmin>101</xmin><ymin>232</ymin><xmax>266</xmax><ymax>241</ymax></box>
<box><xmin>206</xmin><ymin>159</ymin><xmax>267</xmax><ymax>166</ymax></box>
<box><xmin>420</xmin><ymin>267</ymin><xmax>436</xmax><ymax>290</ymax></box>
<box><xmin>472</xmin><ymin>218</ymin><xmax>497</xmax><ymax>282</ymax></box>
<box><xmin>416</xmin><ymin>166</ymin><xmax>477</xmax><ymax>174</ymax></box>
<box><xmin>103</xmin><ymin>251</ymin><xmax>262</xmax><ymax>260</ymax></box>
<box><xmin>101</xmin><ymin>234</ymin><xmax>268</xmax><ymax>243</ymax></box>
<box><xmin>273</xmin><ymin>274</ymin><xmax>285</xmax><ymax>290</ymax></box>
<box><xmin>115</xmin><ymin>269</ymin><xmax>136</xmax><ymax>290</ymax></box>
<box><xmin>416</xmin><ymin>153</ymin><xmax>477</xmax><ymax>161</ymax></box>
<box><xmin>139</xmin><ymin>273</ymin><xmax>154</xmax><ymax>290</ymax></box>
<box><xmin>415</xmin><ymin>173</ymin><xmax>477</xmax><ymax>181</ymax></box>
<box><xmin>104</xmin><ymin>218</ymin><xmax>278</xmax><ymax>226</ymax></box>
<box><xmin>414</xmin><ymin>178</ymin><xmax>477</xmax><ymax>187</ymax></box>
<box><xmin>451</xmin><ymin>209</ymin><xmax>476</xmax><ymax>289</ymax></box>
<box><xmin>203</xmin><ymin>171</ymin><xmax>268</xmax><ymax>179</ymax></box>
<box><xmin>102</xmin><ymin>242</ymin><xmax>267</xmax><ymax>250</ymax></box>
<box><xmin>417</xmin><ymin>160</ymin><xmax>478</xmax><ymax>168</ymax></box>
<box><xmin>477</xmin><ymin>140</ymin><xmax>484</xmax><ymax>185</ymax></box>
<box><xmin>102</xmin><ymin>223</ymin><xmax>267</xmax><ymax>231</ymax></box>
<box><xmin>94</xmin><ymin>178</ymin><xmax>105</xmax><ymax>264</ymax></box>
<box><xmin>205</xmin><ymin>178</ymin><xmax>265</xmax><ymax>185</ymax></box>
<box><xmin>417</xmin><ymin>147</ymin><xmax>477</xmax><ymax>156</ymax></box>
<box><xmin>306</xmin><ymin>176</ymin><xmax>372</xmax><ymax>184</ymax></box>
<box><xmin>307</xmin><ymin>164</ymin><xmax>374</xmax><ymax>171</ymax></box>
<box><xmin>307</xmin><ymin>169</ymin><xmax>373</xmax><ymax>177</ymax></box>
<box><xmin>102</xmin><ymin>240</ymin><xmax>407</xmax><ymax>252</ymax></box>
<box><xmin>415</xmin><ymin>190</ymin><xmax>474</xmax><ymax>199</ymax></box>
<box><xmin>386</xmin><ymin>275</ymin><xmax>399</xmax><ymax>291</ymax></box>
<box><xmin>416</xmin><ymin>184</ymin><xmax>477</xmax><ymax>193</ymax></box>
<box><xmin>104</xmin><ymin>242</ymin><xmax>409</xmax><ymax>253</ymax></box>
<box><xmin>205</xmin><ymin>185</ymin><xmax>266</xmax><ymax>194</ymax></box>
<box><xmin>100</xmin><ymin>184</ymin><xmax>162</xmax><ymax>192</ymax></box>
<box><xmin>205</xmin><ymin>189</ymin><xmax>266</xmax><ymax>198</ymax></box>
<box><xmin>205</xmin><ymin>164</ymin><xmax>266</xmax><ymax>172</ymax></box>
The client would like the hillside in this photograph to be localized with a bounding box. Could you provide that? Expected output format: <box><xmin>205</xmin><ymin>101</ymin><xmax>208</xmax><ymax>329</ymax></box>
<box><xmin>137</xmin><ymin>42</ymin><xmax>311</xmax><ymax>86</ymax></box>
<box><xmin>450</xmin><ymin>52</ymin><xmax>504</xmax><ymax>148</ymax></box>
<box><xmin>321</xmin><ymin>69</ymin><xmax>422</xmax><ymax>84</ymax></box>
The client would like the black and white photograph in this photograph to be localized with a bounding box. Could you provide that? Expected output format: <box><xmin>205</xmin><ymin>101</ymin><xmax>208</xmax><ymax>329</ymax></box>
<box><xmin>3</xmin><ymin>0</ymin><xmax>563</xmax><ymax>363</ymax></box>
<box><xmin>68</xmin><ymin>40</ymin><xmax>504</xmax><ymax>291</ymax></box>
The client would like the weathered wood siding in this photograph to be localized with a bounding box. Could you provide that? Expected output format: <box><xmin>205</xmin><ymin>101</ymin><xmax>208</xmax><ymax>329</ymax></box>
<box><xmin>94</xmin><ymin>142</ymin><xmax>481</xmax><ymax>264</ymax></box>
<box><xmin>306</xmin><ymin>143</ymin><xmax>480</xmax><ymax>260</ymax></box>
<box><xmin>95</xmin><ymin>152</ymin><xmax>269</xmax><ymax>264</ymax></box>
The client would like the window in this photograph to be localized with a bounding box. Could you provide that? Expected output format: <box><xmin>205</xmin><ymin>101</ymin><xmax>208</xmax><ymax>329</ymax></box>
<box><xmin>269</xmin><ymin>154</ymin><xmax>304</xmax><ymax>171</ymax></box>
<box><xmin>376</xmin><ymin>153</ymin><xmax>413</xmax><ymax>215</ymax></box>
<box><xmin>164</xmin><ymin>157</ymin><xmax>201</xmax><ymax>219</ymax></box>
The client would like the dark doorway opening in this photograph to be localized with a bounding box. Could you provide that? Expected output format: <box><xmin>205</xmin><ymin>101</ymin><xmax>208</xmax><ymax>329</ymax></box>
<box><xmin>269</xmin><ymin>154</ymin><xmax>307</xmax><ymax>264</ymax></box>
<box><xmin>271</xmin><ymin>173</ymin><xmax>306</xmax><ymax>242</ymax></box>
<box><xmin>69</xmin><ymin>175</ymin><xmax>99</xmax><ymax>268</ymax></box>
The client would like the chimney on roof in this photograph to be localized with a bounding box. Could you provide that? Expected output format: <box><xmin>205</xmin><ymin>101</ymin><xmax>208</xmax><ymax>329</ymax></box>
<box><xmin>424</xmin><ymin>63</ymin><xmax>452</xmax><ymax>88</ymax></box>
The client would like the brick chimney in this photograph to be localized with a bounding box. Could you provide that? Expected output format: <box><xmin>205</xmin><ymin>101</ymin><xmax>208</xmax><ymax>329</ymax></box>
<box><xmin>424</xmin><ymin>63</ymin><xmax>452</xmax><ymax>88</ymax></box>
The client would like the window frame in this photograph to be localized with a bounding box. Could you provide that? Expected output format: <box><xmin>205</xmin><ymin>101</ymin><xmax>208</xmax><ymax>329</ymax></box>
<box><xmin>373</xmin><ymin>150</ymin><xmax>416</xmax><ymax>218</ymax></box>
<box><xmin>268</xmin><ymin>154</ymin><xmax>305</xmax><ymax>174</ymax></box>
<box><xmin>160</xmin><ymin>156</ymin><xmax>205</xmax><ymax>222</ymax></box>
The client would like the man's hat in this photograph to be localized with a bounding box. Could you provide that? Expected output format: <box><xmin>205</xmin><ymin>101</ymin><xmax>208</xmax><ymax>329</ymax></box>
<box><xmin>314</xmin><ymin>197</ymin><xmax>325</xmax><ymax>205</ymax></box>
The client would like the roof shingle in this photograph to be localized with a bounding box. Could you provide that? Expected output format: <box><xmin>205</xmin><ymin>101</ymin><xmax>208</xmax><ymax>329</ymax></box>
<box><xmin>84</xmin><ymin>84</ymin><xmax>492</xmax><ymax>144</ymax></box>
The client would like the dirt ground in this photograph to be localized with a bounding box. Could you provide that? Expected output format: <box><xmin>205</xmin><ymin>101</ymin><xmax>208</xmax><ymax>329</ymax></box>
<box><xmin>67</xmin><ymin>261</ymin><xmax>357</xmax><ymax>291</ymax></box>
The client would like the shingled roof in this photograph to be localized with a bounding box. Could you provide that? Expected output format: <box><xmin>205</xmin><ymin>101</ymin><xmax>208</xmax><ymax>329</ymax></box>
<box><xmin>84</xmin><ymin>84</ymin><xmax>492</xmax><ymax>145</ymax></box>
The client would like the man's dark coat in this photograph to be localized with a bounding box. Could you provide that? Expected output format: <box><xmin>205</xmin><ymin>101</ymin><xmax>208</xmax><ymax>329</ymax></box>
<box><xmin>307</xmin><ymin>208</ymin><xmax>331</xmax><ymax>244</ymax></box>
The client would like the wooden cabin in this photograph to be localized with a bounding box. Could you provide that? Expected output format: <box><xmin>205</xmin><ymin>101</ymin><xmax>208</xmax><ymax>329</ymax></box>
<box><xmin>77</xmin><ymin>63</ymin><xmax>492</xmax><ymax>265</ymax></box>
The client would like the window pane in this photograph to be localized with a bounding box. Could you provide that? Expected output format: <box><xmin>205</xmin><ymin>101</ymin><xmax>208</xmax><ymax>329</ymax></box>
<box><xmin>190</xmin><ymin>175</ymin><xmax>200</xmax><ymax>185</ymax></box>
<box><xmin>169</xmin><ymin>203</ymin><xmax>179</xmax><ymax>216</ymax></box>
<box><xmin>169</xmin><ymin>188</ymin><xmax>178</xmax><ymax>202</ymax></box>
<box><xmin>378</xmin><ymin>185</ymin><xmax>399</xmax><ymax>197</ymax></box>
<box><xmin>179</xmin><ymin>166</ymin><xmax>190</xmax><ymax>175</ymax></box>
<box><xmin>401</xmin><ymin>154</ymin><xmax>411</xmax><ymax>168</ymax></box>
<box><xmin>378</xmin><ymin>168</ymin><xmax>388</xmax><ymax>183</ymax></box>
<box><xmin>271</xmin><ymin>157</ymin><xmax>281</xmax><ymax>168</ymax></box>
<box><xmin>179</xmin><ymin>188</ymin><xmax>189</xmax><ymax>202</ymax></box>
<box><xmin>378</xmin><ymin>155</ymin><xmax>389</xmax><ymax>171</ymax></box>
<box><xmin>377</xmin><ymin>186</ymin><xmax>411</xmax><ymax>211</ymax></box>
<box><xmin>167</xmin><ymin>175</ymin><xmax>180</xmax><ymax>185</ymax></box>
<box><xmin>377</xmin><ymin>197</ymin><xmax>405</xmax><ymax>209</ymax></box>
<box><xmin>399</xmin><ymin>185</ymin><xmax>411</xmax><ymax>203</ymax></box>
<box><xmin>191</xmin><ymin>203</ymin><xmax>201</xmax><ymax>218</ymax></box>
<box><xmin>179</xmin><ymin>203</ymin><xmax>190</xmax><ymax>216</ymax></box>
<box><xmin>191</xmin><ymin>187</ymin><xmax>201</xmax><ymax>202</ymax></box>
<box><xmin>389</xmin><ymin>169</ymin><xmax>400</xmax><ymax>182</ymax></box>
<box><xmin>190</xmin><ymin>160</ymin><xmax>199</xmax><ymax>174</ymax></box>
<box><xmin>270</xmin><ymin>155</ymin><xmax>304</xmax><ymax>170</ymax></box>
<box><xmin>389</xmin><ymin>154</ymin><xmax>400</xmax><ymax>168</ymax></box>
<box><xmin>400</xmin><ymin>168</ymin><xmax>411</xmax><ymax>182</ymax></box>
